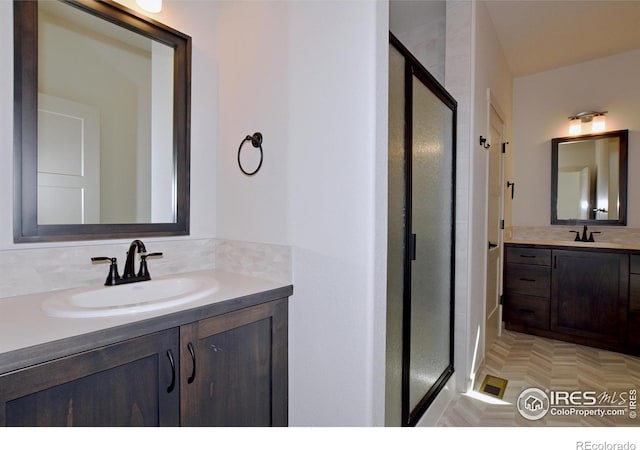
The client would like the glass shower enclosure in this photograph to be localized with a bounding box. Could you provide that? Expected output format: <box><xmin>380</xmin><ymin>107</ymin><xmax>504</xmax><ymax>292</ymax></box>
<box><xmin>388</xmin><ymin>34</ymin><xmax>456</xmax><ymax>426</ymax></box>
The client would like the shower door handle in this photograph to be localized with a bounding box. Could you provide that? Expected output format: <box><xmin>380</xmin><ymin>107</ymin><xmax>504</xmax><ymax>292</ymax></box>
<box><xmin>409</xmin><ymin>234</ymin><xmax>417</xmax><ymax>261</ymax></box>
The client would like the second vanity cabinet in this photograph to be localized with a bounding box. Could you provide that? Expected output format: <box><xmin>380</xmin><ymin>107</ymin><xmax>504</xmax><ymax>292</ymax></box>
<box><xmin>503</xmin><ymin>246</ymin><xmax>551</xmax><ymax>330</ymax></box>
<box><xmin>0</xmin><ymin>297</ymin><xmax>288</xmax><ymax>427</ymax></box>
<box><xmin>504</xmin><ymin>243</ymin><xmax>637</xmax><ymax>355</ymax></box>
<box><xmin>551</xmin><ymin>250</ymin><xmax>628</xmax><ymax>344</ymax></box>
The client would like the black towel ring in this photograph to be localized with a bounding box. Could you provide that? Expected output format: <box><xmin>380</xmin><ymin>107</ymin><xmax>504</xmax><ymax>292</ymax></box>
<box><xmin>237</xmin><ymin>132</ymin><xmax>263</xmax><ymax>176</ymax></box>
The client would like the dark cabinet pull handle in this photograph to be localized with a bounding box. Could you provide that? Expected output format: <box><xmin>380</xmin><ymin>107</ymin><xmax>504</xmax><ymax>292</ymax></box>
<box><xmin>166</xmin><ymin>350</ymin><xmax>176</xmax><ymax>393</ymax></box>
<box><xmin>519</xmin><ymin>254</ymin><xmax>536</xmax><ymax>258</ymax></box>
<box><xmin>519</xmin><ymin>278</ymin><xmax>536</xmax><ymax>282</ymax></box>
<box><xmin>187</xmin><ymin>342</ymin><xmax>196</xmax><ymax>384</ymax></box>
<box><xmin>554</xmin><ymin>255</ymin><xmax>557</xmax><ymax>269</ymax></box>
<box><xmin>518</xmin><ymin>308</ymin><xmax>535</xmax><ymax>315</ymax></box>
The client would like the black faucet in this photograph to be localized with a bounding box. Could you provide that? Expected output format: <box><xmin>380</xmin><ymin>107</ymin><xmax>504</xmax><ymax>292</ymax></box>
<box><xmin>123</xmin><ymin>239</ymin><xmax>147</xmax><ymax>279</ymax></box>
<box><xmin>569</xmin><ymin>225</ymin><xmax>600</xmax><ymax>243</ymax></box>
<box><xmin>92</xmin><ymin>239</ymin><xmax>163</xmax><ymax>286</ymax></box>
<box><xmin>569</xmin><ymin>225</ymin><xmax>588</xmax><ymax>241</ymax></box>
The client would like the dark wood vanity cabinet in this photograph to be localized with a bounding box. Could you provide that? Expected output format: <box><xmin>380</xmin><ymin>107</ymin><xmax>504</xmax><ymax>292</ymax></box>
<box><xmin>503</xmin><ymin>247</ymin><xmax>551</xmax><ymax>331</ymax></box>
<box><xmin>180</xmin><ymin>299</ymin><xmax>287</xmax><ymax>426</ymax></box>
<box><xmin>504</xmin><ymin>244</ymin><xmax>637</xmax><ymax>355</ymax></box>
<box><xmin>0</xmin><ymin>329</ymin><xmax>180</xmax><ymax>426</ymax></box>
<box><xmin>551</xmin><ymin>250</ymin><xmax>628</xmax><ymax>344</ymax></box>
<box><xmin>0</xmin><ymin>299</ymin><xmax>288</xmax><ymax>427</ymax></box>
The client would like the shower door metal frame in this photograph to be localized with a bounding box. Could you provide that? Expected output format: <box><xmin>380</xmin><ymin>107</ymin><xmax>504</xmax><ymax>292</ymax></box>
<box><xmin>390</xmin><ymin>33</ymin><xmax>456</xmax><ymax>427</ymax></box>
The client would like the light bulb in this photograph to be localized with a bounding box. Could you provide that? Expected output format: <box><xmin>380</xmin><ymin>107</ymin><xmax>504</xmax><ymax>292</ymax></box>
<box><xmin>591</xmin><ymin>115</ymin><xmax>605</xmax><ymax>132</ymax></box>
<box><xmin>569</xmin><ymin>118</ymin><xmax>581</xmax><ymax>135</ymax></box>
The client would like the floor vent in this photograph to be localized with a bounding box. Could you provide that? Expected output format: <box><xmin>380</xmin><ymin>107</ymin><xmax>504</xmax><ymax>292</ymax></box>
<box><xmin>479</xmin><ymin>374</ymin><xmax>508</xmax><ymax>399</ymax></box>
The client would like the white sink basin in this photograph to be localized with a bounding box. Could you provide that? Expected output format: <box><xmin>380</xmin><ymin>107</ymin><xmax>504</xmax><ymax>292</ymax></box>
<box><xmin>42</xmin><ymin>274</ymin><xmax>219</xmax><ymax>318</ymax></box>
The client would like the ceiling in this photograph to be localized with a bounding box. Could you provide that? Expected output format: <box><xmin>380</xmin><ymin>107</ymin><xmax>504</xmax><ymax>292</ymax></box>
<box><xmin>484</xmin><ymin>0</ymin><xmax>640</xmax><ymax>77</ymax></box>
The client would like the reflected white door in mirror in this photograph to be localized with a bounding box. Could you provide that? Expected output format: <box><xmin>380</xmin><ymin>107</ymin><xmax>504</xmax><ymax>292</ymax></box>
<box><xmin>37</xmin><ymin>94</ymin><xmax>100</xmax><ymax>224</ymax></box>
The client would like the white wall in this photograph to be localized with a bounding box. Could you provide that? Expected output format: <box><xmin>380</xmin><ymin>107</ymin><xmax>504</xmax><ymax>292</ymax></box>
<box><xmin>289</xmin><ymin>1</ymin><xmax>385</xmax><ymax>427</ymax></box>
<box><xmin>472</xmin><ymin>0</ymin><xmax>513</xmax><ymax>377</ymax></box>
<box><xmin>213</xmin><ymin>1</ymin><xmax>289</xmax><ymax>246</ymax></box>
<box><xmin>0</xmin><ymin>1</ymin><xmax>14</xmax><ymax>242</ymax></box>
<box><xmin>512</xmin><ymin>49</ymin><xmax>640</xmax><ymax>228</ymax></box>
<box><xmin>449</xmin><ymin>0</ymin><xmax>513</xmax><ymax>394</ymax></box>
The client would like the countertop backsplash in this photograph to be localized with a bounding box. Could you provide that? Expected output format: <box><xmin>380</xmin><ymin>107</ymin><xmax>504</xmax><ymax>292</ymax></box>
<box><xmin>508</xmin><ymin>226</ymin><xmax>640</xmax><ymax>247</ymax></box>
<box><xmin>214</xmin><ymin>239</ymin><xmax>291</xmax><ymax>285</ymax></box>
<box><xmin>0</xmin><ymin>238</ymin><xmax>291</xmax><ymax>299</ymax></box>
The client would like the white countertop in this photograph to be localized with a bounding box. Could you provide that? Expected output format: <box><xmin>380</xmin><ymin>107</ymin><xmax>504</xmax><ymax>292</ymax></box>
<box><xmin>505</xmin><ymin>239</ymin><xmax>640</xmax><ymax>251</ymax></box>
<box><xmin>0</xmin><ymin>269</ymin><xmax>290</xmax><ymax>357</ymax></box>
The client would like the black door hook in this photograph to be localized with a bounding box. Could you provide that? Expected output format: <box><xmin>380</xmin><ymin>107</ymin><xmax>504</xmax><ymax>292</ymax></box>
<box><xmin>507</xmin><ymin>181</ymin><xmax>515</xmax><ymax>199</ymax></box>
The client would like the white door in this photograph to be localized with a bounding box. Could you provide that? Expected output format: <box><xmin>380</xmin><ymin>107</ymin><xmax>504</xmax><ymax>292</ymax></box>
<box><xmin>37</xmin><ymin>94</ymin><xmax>100</xmax><ymax>224</ymax></box>
<box><xmin>485</xmin><ymin>99</ymin><xmax>505</xmax><ymax>352</ymax></box>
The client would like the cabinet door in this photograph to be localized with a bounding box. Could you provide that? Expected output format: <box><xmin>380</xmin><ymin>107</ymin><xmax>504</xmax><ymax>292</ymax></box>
<box><xmin>551</xmin><ymin>250</ymin><xmax>628</xmax><ymax>343</ymax></box>
<box><xmin>0</xmin><ymin>329</ymin><xmax>179</xmax><ymax>426</ymax></box>
<box><xmin>180</xmin><ymin>299</ymin><xmax>288</xmax><ymax>427</ymax></box>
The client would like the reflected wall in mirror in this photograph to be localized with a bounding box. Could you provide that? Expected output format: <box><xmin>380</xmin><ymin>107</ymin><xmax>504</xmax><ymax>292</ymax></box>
<box><xmin>551</xmin><ymin>129</ymin><xmax>628</xmax><ymax>226</ymax></box>
<box><xmin>14</xmin><ymin>0</ymin><xmax>191</xmax><ymax>242</ymax></box>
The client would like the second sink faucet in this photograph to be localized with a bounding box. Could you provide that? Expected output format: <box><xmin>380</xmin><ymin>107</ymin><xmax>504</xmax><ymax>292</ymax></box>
<box><xmin>569</xmin><ymin>225</ymin><xmax>600</xmax><ymax>243</ymax></box>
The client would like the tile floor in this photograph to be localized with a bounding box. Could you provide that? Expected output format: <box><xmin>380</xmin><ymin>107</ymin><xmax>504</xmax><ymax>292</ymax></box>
<box><xmin>437</xmin><ymin>329</ymin><xmax>640</xmax><ymax>426</ymax></box>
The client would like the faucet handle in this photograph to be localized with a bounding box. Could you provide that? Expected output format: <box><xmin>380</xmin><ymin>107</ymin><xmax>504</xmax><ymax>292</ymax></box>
<box><xmin>91</xmin><ymin>256</ymin><xmax>115</xmax><ymax>263</ymax></box>
<box><xmin>588</xmin><ymin>231</ymin><xmax>601</xmax><ymax>242</ymax></box>
<box><xmin>91</xmin><ymin>257</ymin><xmax>121</xmax><ymax>285</ymax></box>
<box><xmin>138</xmin><ymin>252</ymin><xmax>163</xmax><ymax>279</ymax></box>
<box><xmin>569</xmin><ymin>231</ymin><xmax>581</xmax><ymax>242</ymax></box>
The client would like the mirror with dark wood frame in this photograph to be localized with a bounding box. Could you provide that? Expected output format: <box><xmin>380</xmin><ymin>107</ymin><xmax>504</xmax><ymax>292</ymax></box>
<box><xmin>551</xmin><ymin>129</ymin><xmax>628</xmax><ymax>226</ymax></box>
<box><xmin>14</xmin><ymin>0</ymin><xmax>191</xmax><ymax>242</ymax></box>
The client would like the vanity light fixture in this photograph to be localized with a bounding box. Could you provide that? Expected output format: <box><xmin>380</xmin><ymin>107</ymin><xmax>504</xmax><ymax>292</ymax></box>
<box><xmin>568</xmin><ymin>111</ymin><xmax>607</xmax><ymax>135</ymax></box>
<box><xmin>136</xmin><ymin>0</ymin><xmax>162</xmax><ymax>13</ymax></box>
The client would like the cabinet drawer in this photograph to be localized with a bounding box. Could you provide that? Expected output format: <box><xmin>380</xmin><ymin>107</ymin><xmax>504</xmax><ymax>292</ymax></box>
<box><xmin>631</xmin><ymin>274</ymin><xmax>640</xmax><ymax>312</ymax></box>
<box><xmin>504</xmin><ymin>264</ymin><xmax>551</xmax><ymax>298</ymax></box>
<box><xmin>504</xmin><ymin>294</ymin><xmax>550</xmax><ymax>330</ymax></box>
<box><xmin>631</xmin><ymin>255</ymin><xmax>640</xmax><ymax>274</ymax></box>
<box><xmin>629</xmin><ymin>313</ymin><xmax>640</xmax><ymax>348</ymax></box>
<box><xmin>505</xmin><ymin>247</ymin><xmax>551</xmax><ymax>266</ymax></box>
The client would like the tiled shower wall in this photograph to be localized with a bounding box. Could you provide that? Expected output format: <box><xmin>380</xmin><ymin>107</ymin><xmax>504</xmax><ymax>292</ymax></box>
<box><xmin>0</xmin><ymin>239</ymin><xmax>291</xmax><ymax>299</ymax></box>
